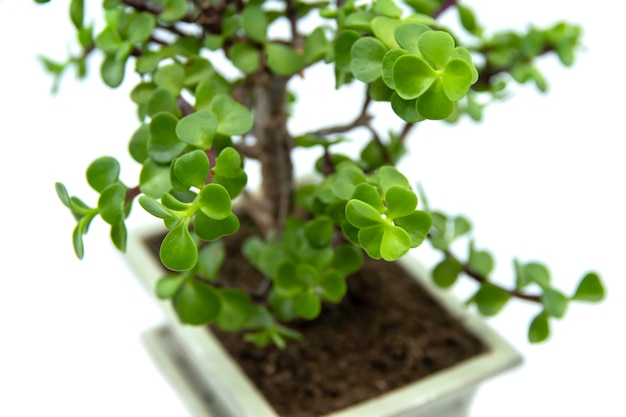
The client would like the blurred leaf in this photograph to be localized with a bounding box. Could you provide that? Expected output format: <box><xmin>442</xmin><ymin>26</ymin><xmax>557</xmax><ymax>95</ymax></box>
<box><xmin>572</xmin><ymin>272</ymin><xmax>605</xmax><ymax>302</ymax></box>
<box><xmin>542</xmin><ymin>287</ymin><xmax>569</xmax><ymax>318</ymax></box>
<box><xmin>528</xmin><ymin>311</ymin><xmax>550</xmax><ymax>343</ymax></box>
<box><xmin>474</xmin><ymin>283</ymin><xmax>510</xmax><ymax>316</ymax></box>
<box><xmin>156</xmin><ymin>274</ymin><xmax>185</xmax><ymax>300</ymax></box>
<box><xmin>173</xmin><ymin>279</ymin><xmax>221</xmax><ymax>324</ymax></box>
<box><xmin>432</xmin><ymin>257</ymin><xmax>462</xmax><ymax>288</ymax></box>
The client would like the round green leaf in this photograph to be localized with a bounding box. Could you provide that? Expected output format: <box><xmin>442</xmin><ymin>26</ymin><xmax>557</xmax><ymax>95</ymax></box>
<box><xmin>392</xmin><ymin>54</ymin><xmax>437</xmax><ymax>100</ymax></box>
<box><xmin>346</xmin><ymin>200</ymin><xmax>384</xmax><ymax>228</ymax></box>
<box><xmin>173</xmin><ymin>150</ymin><xmax>209</xmax><ymax>189</ymax></box>
<box><xmin>350</xmin><ymin>37</ymin><xmax>387</xmax><ymax>83</ymax></box>
<box><xmin>304</xmin><ymin>216</ymin><xmax>334</xmax><ymax>249</ymax></box>
<box><xmin>126</xmin><ymin>12</ymin><xmax>155</xmax><ymax>43</ymax></box>
<box><xmin>351</xmin><ymin>183</ymin><xmax>385</xmax><ymax>212</ymax></box>
<box><xmin>380</xmin><ymin>225</ymin><xmax>411</xmax><ymax>261</ymax></box>
<box><xmin>198</xmin><ymin>183</ymin><xmax>232</xmax><ymax>220</ymax></box>
<box><xmin>156</xmin><ymin>274</ymin><xmax>184</xmax><ymax>300</ymax></box>
<box><xmin>265</xmin><ymin>43</ymin><xmax>303</xmax><ymax>76</ymax></box>
<box><xmin>295</xmin><ymin>291</ymin><xmax>322</xmax><ymax>320</ymax></box>
<box><xmin>390</xmin><ymin>93</ymin><xmax>424</xmax><ymax>123</ymax></box>
<box><xmin>523</xmin><ymin>262</ymin><xmax>551</xmax><ymax>288</ymax></box>
<box><xmin>160</xmin><ymin>222</ymin><xmax>198</xmax><ymax>271</ymax></box>
<box><xmin>330</xmin><ymin>244</ymin><xmax>364</xmax><ymax>275</ymax></box>
<box><xmin>432</xmin><ymin>257</ymin><xmax>462</xmax><ymax>288</ymax></box>
<box><xmin>193</xmin><ymin>211</ymin><xmax>240</xmax><ymax>241</ymax></box>
<box><xmin>357</xmin><ymin>224</ymin><xmax>385</xmax><ymax>259</ymax></box>
<box><xmin>416</xmin><ymin>78</ymin><xmax>454</xmax><ymax>120</ymax></box>
<box><xmin>371</xmin><ymin>16</ymin><xmax>401</xmax><ymax>49</ymax></box>
<box><xmin>474</xmin><ymin>283</ymin><xmax>510</xmax><ymax>316</ymax></box>
<box><xmin>319</xmin><ymin>270</ymin><xmax>347</xmax><ymax>303</ymax></box>
<box><xmin>209</xmin><ymin>94</ymin><xmax>253</xmax><ymax>136</ymax></box>
<box><xmin>229</xmin><ymin>43</ymin><xmax>261</xmax><ymax>74</ymax></box>
<box><xmin>154</xmin><ymin>63</ymin><xmax>185</xmax><ymax>96</ymax></box>
<box><xmin>394</xmin><ymin>23</ymin><xmax>430</xmax><ymax>54</ymax></box>
<box><xmin>385</xmin><ymin>186</ymin><xmax>417</xmax><ymax>219</ymax></box>
<box><xmin>175</xmin><ymin>111</ymin><xmax>218</xmax><ymax>149</ymax></box>
<box><xmin>160</xmin><ymin>0</ymin><xmax>188</xmax><ymax>22</ymax></box>
<box><xmin>275</xmin><ymin>261</ymin><xmax>305</xmax><ymax>297</ymax></box>
<box><xmin>393</xmin><ymin>210</ymin><xmax>432</xmax><ymax>248</ymax></box>
<box><xmin>87</xmin><ymin>156</ymin><xmax>120</xmax><ymax>192</ymax></box>
<box><xmin>100</xmin><ymin>55</ymin><xmax>126</xmax><ymax>88</ymax></box>
<box><xmin>216</xmin><ymin>288</ymin><xmax>255</xmax><ymax>331</ymax></box>
<box><xmin>382</xmin><ymin>49</ymin><xmax>407</xmax><ymax>89</ymax></box>
<box><xmin>375</xmin><ymin>166</ymin><xmax>410</xmax><ymax>193</ymax></box>
<box><xmin>303</xmin><ymin>27</ymin><xmax>330</xmax><ymax>65</ymax></box>
<box><xmin>139</xmin><ymin>159</ymin><xmax>172</xmax><ymax>198</ymax></box>
<box><xmin>541</xmin><ymin>287</ymin><xmax>569</xmax><ymax>318</ymax></box>
<box><xmin>528</xmin><ymin>311</ymin><xmax>550</xmax><ymax>343</ymax></box>
<box><xmin>98</xmin><ymin>183</ymin><xmax>126</xmax><ymax>225</ymax></box>
<box><xmin>442</xmin><ymin>58</ymin><xmax>473</xmax><ymax>101</ymax></box>
<box><xmin>149</xmin><ymin>112</ymin><xmax>186</xmax><ymax>163</ymax></box>
<box><xmin>173</xmin><ymin>279</ymin><xmax>221</xmax><ymax>324</ymax></box>
<box><xmin>241</xmin><ymin>5</ymin><xmax>268</xmax><ymax>44</ymax></box>
<box><xmin>129</xmin><ymin>124</ymin><xmax>150</xmax><ymax>163</ymax></box>
<box><xmin>418</xmin><ymin>31</ymin><xmax>455</xmax><ymax>69</ymax></box>
<box><xmin>572</xmin><ymin>272</ymin><xmax>605</xmax><ymax>302</ymax></box>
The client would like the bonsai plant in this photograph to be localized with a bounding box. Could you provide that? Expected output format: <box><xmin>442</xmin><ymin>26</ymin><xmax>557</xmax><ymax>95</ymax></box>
<box><xmin>35</xmin><ymin>0</ymin><xmax>607</xmax><ymax>415</ymax></box>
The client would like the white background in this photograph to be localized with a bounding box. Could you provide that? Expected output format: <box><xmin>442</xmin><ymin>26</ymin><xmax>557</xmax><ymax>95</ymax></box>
<box><xmin>1</xmin><ymin>1</ymin><xmax>624</xmax><ymax>416</ymax></box>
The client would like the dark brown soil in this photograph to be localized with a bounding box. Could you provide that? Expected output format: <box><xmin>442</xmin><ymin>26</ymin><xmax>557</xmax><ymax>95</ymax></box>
<box><xmin>145</xmin><ymin>218</ymin><xmax>487</xmax><ymax>417</ymax></box>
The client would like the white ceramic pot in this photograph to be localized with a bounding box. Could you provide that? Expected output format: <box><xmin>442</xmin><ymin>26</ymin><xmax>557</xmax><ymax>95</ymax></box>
<box><xmin>126</xmin><ymin>224</ymin><xmax>522</xmax><ymax>417</ymax></box>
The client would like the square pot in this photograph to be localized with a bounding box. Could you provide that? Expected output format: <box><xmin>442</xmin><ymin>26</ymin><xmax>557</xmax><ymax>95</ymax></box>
<box><xmin>126</xmin><ymin>224</ymin><xmax>523</xmax><ymax>417</ymax></box>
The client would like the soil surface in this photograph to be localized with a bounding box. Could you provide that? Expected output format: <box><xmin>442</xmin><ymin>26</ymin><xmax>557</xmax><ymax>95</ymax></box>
<box><xmin>145</xmin><ymin>218</ymin><xmax>487</xmax><ymax>417</ymax></box>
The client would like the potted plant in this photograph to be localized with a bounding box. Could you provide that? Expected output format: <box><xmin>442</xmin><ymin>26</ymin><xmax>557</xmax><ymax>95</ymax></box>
<box><xmin>36</xmin><ymin>0</ymin><xmax>606</xmax><ymax>416</ymax></box>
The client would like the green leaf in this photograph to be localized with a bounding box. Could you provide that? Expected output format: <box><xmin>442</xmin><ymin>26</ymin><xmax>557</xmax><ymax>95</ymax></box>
<box><xmin>173</xmin><ymin>279</ymin><xmax>221</xmax><ymax>324</ymax></box>
<box><xmin>229</xmin><ymin>43</ymin><xmax>261</xmax><ymax>74</ymax></box>
<box><xmin>528</xmin><ymin>311</ymin><xmax>550</xmax><ymax>343</ymax></box>
<box><xmin>241</xmin><ymin>5</ymin><xmax>268</xmax><ymax>44</ymax></box>
<box><xmin>127</xmin><ymin>12</ymin><xmax>156</xmax><ymax>43</ymax></box>
<box><xmin>468</xmin><ymin>244</ymin><xmax>494</xmax><ymax>277</ymax></box>
<box><xmin>216</xmin><ymin>288</ymin><xmax>255</xmax><ymax>331</ymax></box>
<box><xmin>358</xmin><ymin>224</ymin><xmax>385</xmax><ymax>259</ymax></box>
<box><xmin>458</xmin><ymin>4</ymin><xmax>478</xmax><ymax>34</ymax></box>
<box><xmin>380</xmin><ymin>225</ymin><xmax>411</xmax><ymax>261</ymax></box>
<box><xmin>275</xmin><ymin>261</ymin><xmax>305</xmax><ymax>297</ymax></box>
<box><xmin>385</xmin><ymin>186</ymin><xmax>417</xmax><ymax>219</ymax></box>
<box><xmin>346</xmin><ymin>200</ymin><xmax>384</xmax><ymax>228</ymax></box>
<box><xmin>173</xmin><ymin>150</ymin><xmax>209</xmax><ymax>189</ymax></box>
<box><xmin>394</xmin><ymin>23</ymin><xmax>430</xmax><ymax>54</ymax></box>
<box><xmin>523</xmin><ymin>262</ymin><xmax>551</xmax><ymax>288</ymax></box>
<box><xmin>98</xmin><ymin>183</ymin><xmax>126</xmax><ymax>225</ymax></box>
<box><xmin>110</xmin><ymin>220</ymin><xmax>127</xmax><ymax>252</ymax></box>
<box><xmin>154</xmin><ymin>63</ymin><xmax>186</xmax><ymax>97</ymax></box>
<box><xmin>542</xmin><ymin>287</ymin><xmax>569</xmax><ymax>318</ymax></box>
<box><xmin>333</xmin><ymin>29</ymin><xmax>360</xmax><ymax>87</ymax></box>
<box><xmin>139</xmin><ymin>159</ymin><xmax>172</xmax><ymax>198</ymax></box>
<box><xmin>265</xmin><ymin>43</ymin><xmax>303</xmax><ymax>76</ymax></box>
<box><xmin>149</xmin><ymin>112</ymin><xmax>186</xmax><ymax>163</ymax></box>
<box><xmin>295</xmin><ymin>292</ymin><xmax>322</xmax><ymax>320</ymax></box>
<box><xmin>432</xmin><ymin>257</ymin><xmax>462</xmax><ymax>288</ymax></box>
<box><xmin>194</xmin><ymin>212</ymin><xmax>240</xmax><ymax>241</ymax></box>
<box><xmin>319</xmin><ymin>270</ymin><xmax>347</xmax><ymax>303</ymax></box>
<box><xmin>442</xmin><ymin>58</ymin><xmax>473</xmax><ymax>101</ymax></box>
<box><xmin>418</xmin><ymin>31</ymin><xmax>455</xmax><ymax>69</ymax></box>
<box><xmin>303</xmin><ymin>27</ymin><xmax>330</xmax><ymax>65</ymax></box>
<box><xmin>160</xmin><ymin>0</ymin><xmax>188</xmax><ymax>22</ymax></box>
<box><xmin>197</xmin><ymin>183</ymin><xmax>232</xmax><ymax>220</ymax></box>
<box><xmin>156</xmin><ymin>274</ymin><xmax>185</xmax><ymax>300</ymax></box>
<box><xmin>350</xmin><ymin>37</ymin><xmax>387</xmax><ymax>83</ymax></box>
<box><xmin>86</xmin><ymin>156</ymin><xmax>120</xmax><ymax>192</ymax></box>
<box><xmin>416</xmin><ymin>78</ymin><xmax>454</xmax><ymax>120</ymax></box>
<box><xmin>175</xmin><ymin>110</ymin><xmax>218</xmax><ymax>149</ymax></box>
<box><xmin>304</xmin><ymin>216</ymin><xmax>334</xmax><ymax>249</ymax></box>
<box><xmin>333</xmin><ymin>163</ymin><xmax>367</xmax><ymax>200</ymax></box>
<box><xmin>375</xmin><ymin>0</ymin><xmax>403</xmax><ymax>18</ymax></box>
<box><xmin>393</xmin><ymin>210</ymin><xmax>431</xmax><ymax>248</ymax></box>
<box><xmin>69</xmin><ymin>0</ymin><xmax>84</xmax><ymax>29</ymax></box>
<box><xmin>572</xmin><ymin>272</ymin><xmax>605</xmax><ymax>302</ymax></box>
<box><xmin>129</xmin><ymin>124</ymin><xmax>150</xmax><ymax>163</ymax></box>
<box><xmin>55</xmin><ymin>182</ymin><xmax>71</xmax><ymax>208</ymax></box>
<box><xmin>196</xmin><ymin>241</ymin><xmax>225</xmax><ymax>281</ymax></box>
<box><xmin>382</xmin><ymin>49</ymin><xmax>407</xmax><ymax>89</ymax></box>
<box><xmin>390</xmin><ymin>93</ymin><xmax>424</xmax><ymax>123</ymax></box>
<box><xmin>369</xmin><ymin>77</ymin><xmax>394</xmax><ymax>101</ymax></box>
<box><xmin>330</xmin><ymin>244</ymin><xmax>364</xmax><ymax>275</ymax></box>
<box><xmin>100</xmin><ymin>55</ymin><xmax>126</xmax><ymax>88</ymax></box>
<box><xmin>212</xmin><ymin>148</ymin><xmax>247</xmax><ymax>198</ymax></box>
<box><xmin>160</xmin><ymin>222</ymin><xmax>198</xmax><ymax>271</ymax></box>
<box><xmin>208</xmin><ymin>94</ymin><xmax>253</xmax><ymax>136</ymax></box>
<box><xmin>351</xmin><ymin>183</ymin><xmax>385</xmax><ymax>212</ymax></box>
<box><xmin>452</xmin><ymin>215</ymin><xmax>472</xmax><ymax>238</ymax></box>
<box><xmin>138</xmin><ymin>196</ymin><xmax>174</xmax><ymax>220</ymax></box>
<box><xmin>474</xmin><ymin>283</ymin><xmax>510</xmax><ymax>316</ymax></box>
<box><xmin>375</xmin><ymin>166</ymin><xmax>410</xmax><ymax>193</ymax></box>
<box><xmin>371</xmin><ymin>16</ymin><xmax>401</xmax><ymax>49</ymax></box>
<box><xmin>392</xmin><ymin>54</ymin><xmax>436</xmax><ymax>100</ymax></box>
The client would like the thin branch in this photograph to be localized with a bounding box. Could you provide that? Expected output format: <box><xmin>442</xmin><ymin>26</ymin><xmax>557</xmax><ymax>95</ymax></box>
<box><xmin>438</xmin><ymin>245</ymin><xmax>542</xmax><ymax>303</ymax></box>
<box><xmin>122</xmin><ymin>0</ymin><xmax>196</xmax><ymax>22</ymax></box>
<box><xmin>305</xmin><ymin>86</ymin><xmax>373</xmax><ymax>137</ymax></box>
